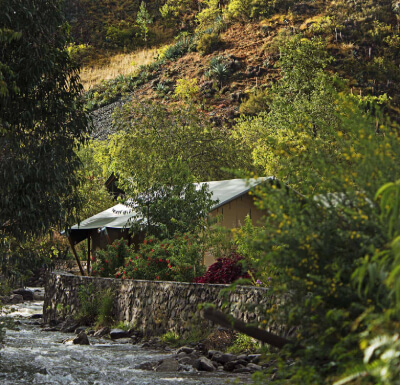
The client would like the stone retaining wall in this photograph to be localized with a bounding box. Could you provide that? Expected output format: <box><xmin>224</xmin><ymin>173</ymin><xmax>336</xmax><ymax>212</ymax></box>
<box><xmin>44</xmin><ymin>272</ymin><xmax>277</xmax><ymax>337</ymax></box>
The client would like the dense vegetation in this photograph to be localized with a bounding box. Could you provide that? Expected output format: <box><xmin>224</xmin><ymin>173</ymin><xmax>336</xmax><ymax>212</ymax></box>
<box><xmin>2</xmin><ymin>0</ymin><xmax>400</xmax><ymax>383</ymax></box>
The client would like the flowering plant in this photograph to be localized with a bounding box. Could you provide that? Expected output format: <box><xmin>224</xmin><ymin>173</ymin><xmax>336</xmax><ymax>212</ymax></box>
<box><xmin>92</xmin><ymin>233</ymin><xmax>205</xmax><ymax>282</ymax></box>
<box><xmin>194</xmin><ymin>251</ymin><xmax>249</xmax><ymax>284</ymax></box>
<box><xmin>118</xmin><ymin>233</ymin><xmax>205</xmax><ymax>282</ymax></box>
<box><xmin>91</xmin><ymin>239</ymin><xmax>129</xmax><ymax>277</ymax></box>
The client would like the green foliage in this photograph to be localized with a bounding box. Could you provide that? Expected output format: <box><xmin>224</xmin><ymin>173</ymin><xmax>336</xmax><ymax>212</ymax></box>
<box><xmin>234</xmin><ymin>36</ymin><xmax>341</xmax><ymax>189</ymax></box>
<box><xmin>76</xmin><ymin>284</ymin><xmax>100</xmax><ymax>325</ymax></box>
<box><xmin>92</xmin><ymin>240</ymin><xmax>130</xmax><ymax>278</ymax></box>
<box><xmin>239</xmin><ymin>87</ymin><xmax>271</xmax><ymax>115</ymax></box>
<box><xmin>174</xmin><ymin>78</ymin><xmax>199</xmax><ymax>100</ymax></box>
<box><xmin>196</xmin><ymin>32</ymin><xmax>222</xmax><ymax>55</ymax></box>
<box><xmin>195</xmin><ymin>0</ymin><xmax>222</xmax><ymax>34</ymax></box>
<box><xmin>226</xmin><ymin>0</ymin><xmax>253</xmax><ymax>22</ymax></box>
<box><xmin>96</xmin><ymin>288</ymin><xmax>115</xmax><ymax>327</ymax></box>
<box><xmin>227</xmin><ymin>333</ymin><xmax>259</xmax><ymax>354</ymax></box>
<box><xmin>76</xmin><ymin>143</ymin><xmax>114</xmax><ymax>222</ymax></box>
<box><xmin>96</xmin><ymin>100</ymin><xmax>243</xmax><ymax>187</ymax></box>
<box><xmin>229</xmin><ymin>28</ymin><xmax>400</xmax><ymax>384</ymax></box>
<box><xmin>0</xmin><ymin>234</ymin><xmax>67</xmax><ymax>287</ymax></box>
<box><xmin>205</xmin><ymin>55</ymin><xmax>232</xmax><ymax>86</ymax></box>
<box><xmin>0</xmin><ymin>0</ymin><xmax>89</xmax><ymax>241</ymax></box>
<box><xmin>159</xmin><ymin>34</ymin><xmax>195</xmax><ymax>61</ymax></box>
<box><xmin>76</xmin><ymin>284</ymin><xmax>115</xmax><ymax>327</ymax></box>
<box><xmin>92</xmin><ymin>234</ymin><xmax>206</xmax><ymax>282</ymax></box>
<box><xmin>106</xmin><ymin>21</ymin><xmax>138</xmax><ymax>49</ymax></box>
<box><xmin>113</xmin><ymin>321</ymin><xmax>131</xmax><ymax>331</ymax></box>
<box><xmin>136</xmin><ymin>2</ymin><xmax>153</xmax><ymax>43</ymax></box>
<box><xmin>160</xmin><ymin>0</ymin><xmax>193</xmax><ymax>24</ymax></box>
<box><xmin>67</xmin><ymin>44</ymin><xmax>95</xmax><ymax>65</ymax></box>
<box><xmin>128</xmin><ymin>161</ymin><xmax>214</xmax><ymax>238</ymax></box>
<box><xmin>161</xmin><ymin>331</ymin><xmax>181</xmax><ymax>346</ymax></box>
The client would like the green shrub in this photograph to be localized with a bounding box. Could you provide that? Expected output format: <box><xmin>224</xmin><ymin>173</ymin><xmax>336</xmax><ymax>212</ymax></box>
<box><xmin>92</xmin><ymin>240</ymin><xmax>129</xmax><ymax>278</ymax></box>
<box><xmin>105</xmin><ymin>21</ymin><xmax>138</xmax><ymax>48</ymax></box>
<box><xmin>161</xmin><ymin>331</ymin><xmax>181</xmax><ymax>346</ymax></box>
<box><xmin>76</xmin><ymin>284</ymin><xmax>99</xmax><ymax>324</ymax></box>
<box><xmin>174</xmin><ymin>78</ymin><xmax>199</xmax><ymax>100</ymax></box>
<box><xmin>113</xmin><ymin>321</ymin><xmax>131</xmax><ymax>331</ymax></box>
<box><xmin>196</xmin><ymin>33</ymin><xmax>221</xmax><ymax>55</ymax></box>
<box><xmin>159</xmin><ymin>35</ymin><xmax>194</xmax><ymax>61</ymax></box>
<box><xmin>239</xmin><ymin>88</ymin><xmax>271</xmax><ymax>115</ymax></box>
<box><xmin>96</xmin><ymin>288</ymin><xmax>115</xmax><ymax>327</ymax></box>
<box><xmin>227</xmin><ymin>333</ymin><xmax>259</xmax><ymax>354</ymax></box>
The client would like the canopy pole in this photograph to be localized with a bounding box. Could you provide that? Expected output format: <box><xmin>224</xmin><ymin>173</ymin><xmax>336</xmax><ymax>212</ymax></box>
<box><xmin>68</xmin><ymin>236</ymin><xmax>85</xmax><ymax>276</ymax></box>
<box><xmin>87</xmin><ymin>236</ymin><xmax>91</xmax><ymax>276</ymax></box>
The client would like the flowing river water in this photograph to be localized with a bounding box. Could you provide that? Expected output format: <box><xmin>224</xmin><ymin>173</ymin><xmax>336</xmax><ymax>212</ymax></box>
<box><xmin>0</xmin><ymin>289</ymin><xmax>249</xmax><ymax>385</ymax></box>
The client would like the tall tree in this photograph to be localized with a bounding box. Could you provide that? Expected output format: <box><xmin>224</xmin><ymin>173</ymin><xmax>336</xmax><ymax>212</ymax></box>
<box><xmin>0</xmin><ymin>0</ymin><xmax>89</xmax><ymax>240</ymax></box>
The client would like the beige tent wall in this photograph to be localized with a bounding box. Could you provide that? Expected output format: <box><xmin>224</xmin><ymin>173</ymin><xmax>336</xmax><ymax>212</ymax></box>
<box><xmin>204</xmin><ymin>193</ymin><xmax>265</xmax><ymax>266</ymax></box>
<box><xmin>209</xmin><ymin>193</ymin><xmax>264</xmax><ymax>228</ymax></box>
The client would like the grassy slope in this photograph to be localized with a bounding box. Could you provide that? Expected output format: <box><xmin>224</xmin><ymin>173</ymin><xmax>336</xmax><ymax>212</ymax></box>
<box><xmin>67</xmin><ymin>0</ymin><xmax>400</xmax><ymax>126</ymax></box>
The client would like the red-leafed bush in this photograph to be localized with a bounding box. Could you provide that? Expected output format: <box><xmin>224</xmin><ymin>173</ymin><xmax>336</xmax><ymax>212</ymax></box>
<box><xmin>194</xmin><ymin>252</ymin><xmax>249</xmax><ymax>284</ymax></box>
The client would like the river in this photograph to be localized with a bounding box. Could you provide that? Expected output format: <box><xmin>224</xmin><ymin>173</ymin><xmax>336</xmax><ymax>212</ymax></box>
<box><xmin>0</xmin><ymin>290</ymin><xmax>250</xmax><ymax>385</ymax></box>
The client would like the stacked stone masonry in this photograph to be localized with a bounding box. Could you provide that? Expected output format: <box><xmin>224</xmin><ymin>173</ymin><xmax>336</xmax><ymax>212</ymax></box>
<box><xmin>44</xmin><ymin>272</ymin><xmax>277</xmax><ymax>337</ymax></box>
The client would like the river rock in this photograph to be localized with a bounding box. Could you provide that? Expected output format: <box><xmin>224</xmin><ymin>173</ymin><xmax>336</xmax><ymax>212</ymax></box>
<box><xmin>233</xmin><ymin>366</ymin><xmax>252</xmax><ymax>373</ymax></box>
<box><xmin>110</xmin><ymin>328</ymin><xmax>130</xmax><ymax>339</ymax></box>
<box><xmin>137</xmin><ymin>361</ymin><xmax>157</xmax><ymax>371</ymax></box>
<box><xmin>177</xmin><ymin>352</ymin><xmax>200</xmax><ymax>366</ymax></box>
<box><xmin>9</xmin><ymin>294</ymin><xmax>24</xmax><ymax>304</ymax></box>
<box><xmin>93</xmin><ymin>326</ymin><xmax>110</xmax><ymax>337</ymax></box>
<box><xmin>74</xmin><ymin>326</ymin><xmax>88</xmax><ymax>334</ymax></box>
<box><xmin>224</xmin><ymin>359</ymin><xmax>248</xmax><ymax>372</ymax></box>
<box><xmin>30</xmin><ymin>314</ymin><xmax>43</xmax><ymax>319</ymax></box>
<box><xmin>247</xmin><ymin>363</ymin><xmax>263</xmax><ymax>372</ymax></box>
<box><xmin>176</xmin><ymin>346</ymin><xmax>195</xmax><ymax>355</ymax></box>
<box><xmin>64</xmin><ymin>331</ymin><xmax>90</xmax><ymax>345</ymax></box>
<box><xmin>42</xmin><ymin>327</ymin><xmax>59</xmax><ymax>332</ymax></box>
<box><xmin>13</xmin><ymin>288</ymin><xmax>34</xmax><ymax>300</ymax></box>
<box><xmin>248</xmin><ymin>354</ymin><xmax>262</xmax><ymax>364</ymax></box>
<box><xmin>60</xmin><ymin>316</ymin><xmax>79</xmax><ymax>333</ymax></box>
<box><xmin>155</xmin><ymin>358</ymin><xmax>180</xmax><ymax>372</ymax></box>
<box><xmin>210</xmin><ymin>351</ymin><xmax>236</xmax><ymax>365</ymax></box>
<box><xmin>114</xmin><ymin>338</ymin><xmax>133</xmax><ymax>344</ymax></box>
<box><xmin>194</xmin><ymin>357</ymin><xmax>216</xmax><ymax>372</ymax></box>
<box><xmin>33</xmin><ymin>291</ymin><xmax>45</xmax><ymax>301</ymax></box>
<box><xmin>0</xmin><ymin>295</ymin><xmax>10</xmax><ymax>304</ymax></box>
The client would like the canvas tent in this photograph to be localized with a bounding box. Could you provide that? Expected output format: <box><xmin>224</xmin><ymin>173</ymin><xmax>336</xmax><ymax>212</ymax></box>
<box><xmin>65</xmin><ymin>178</ymin><xmax>272</xmax><ymax>273</ymax></box>
<box><xmin>67</xmin><ymin>177</ymin><xmax>271</xmax><ymax>246</ymax></box>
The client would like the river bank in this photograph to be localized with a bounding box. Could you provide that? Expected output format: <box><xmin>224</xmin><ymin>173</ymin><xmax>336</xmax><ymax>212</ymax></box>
<box><xmin>0</xmin><ymin>290</ymin><xmax>256</xmax><ymax>385</ymax></box>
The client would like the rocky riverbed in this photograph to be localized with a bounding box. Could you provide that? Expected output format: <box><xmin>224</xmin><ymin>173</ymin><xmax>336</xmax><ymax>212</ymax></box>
<box><xmin>0</xmin><ymin>288</ymin><xmax>258</xmax><ymax>384</ymax></box>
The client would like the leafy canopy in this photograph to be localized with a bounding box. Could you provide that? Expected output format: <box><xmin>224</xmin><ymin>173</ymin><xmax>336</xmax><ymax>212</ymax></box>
<box><xmin>0</xmin><ymin>0</ymin><xmax>89</xmax><ymax>240</ymax></box>
<box><xmin>95</xmin><ymin>100</ymin><xmax>246</xmax><ymax>193</ymax></box>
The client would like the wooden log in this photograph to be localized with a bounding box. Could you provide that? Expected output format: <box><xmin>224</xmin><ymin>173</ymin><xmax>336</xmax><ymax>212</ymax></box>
<box><xmin>202</xmin><ymin>307</ymin><xmax>293</xmax><ymax>349</ymax></box>
<box><xmin>68</xmin><ymin>236</ymin><xmax>86</xmax><ymax>276</ymax></box>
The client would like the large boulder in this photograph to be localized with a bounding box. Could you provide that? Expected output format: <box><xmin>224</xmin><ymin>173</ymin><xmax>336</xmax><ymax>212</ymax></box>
<box><xmin>64</xmin><ymin>331</ymin><xmax>90</xmax><ymax>345</ymax></box>
<box><xmin>110</xmin><ymin>328</ymin><xmax>130</xmax><ymax>339</ymax></box>
<box><xmin>155</xmin><ymin>358</ymin><xmax>180</xmax><ymax>372</ymax></box>
<box><xmin>9</xmin><ymin>294</ymin><xmax>24</xmax><ymax>304</ymax></box>
<box><xmin>194</xmin><ymin>357</ymin><xmax>216</xmax><ymax>372</ymax></box>
<box><xmin>13</xmin><ymin>288</ymin><xmax>34</xmax><ymax>301</ymax></box>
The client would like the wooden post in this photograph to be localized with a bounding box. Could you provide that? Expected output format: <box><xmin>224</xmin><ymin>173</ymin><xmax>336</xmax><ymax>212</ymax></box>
<box><xmin>87</xmin><ymin>235</ymin><xmax>91</xmax><ymax>276</ymax></box>
<box><xmin>68</xmin><ymin>236</ymin><xmax>85</xmax><ymax>276</ymax></box>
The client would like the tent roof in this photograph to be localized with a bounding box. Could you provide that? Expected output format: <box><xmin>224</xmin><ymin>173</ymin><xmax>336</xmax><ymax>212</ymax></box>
<box><xmin>67</xmin><ymin>177</ymin><xmax>271</xmax><ymax>244</ymax></box>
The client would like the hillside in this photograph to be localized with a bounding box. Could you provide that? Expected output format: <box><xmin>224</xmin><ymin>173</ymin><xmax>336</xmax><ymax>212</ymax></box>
<box><xmin>64</xmin><ymin>0</ymin><xmax>400</xmax><ymax>139</ymax></box>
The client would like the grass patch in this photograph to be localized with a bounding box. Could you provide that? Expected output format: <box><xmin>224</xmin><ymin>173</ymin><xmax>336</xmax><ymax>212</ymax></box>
<box><xmin>80</xmin><ymin>48</ymin><xmax>158</xmax><ymax>90</ymax></box>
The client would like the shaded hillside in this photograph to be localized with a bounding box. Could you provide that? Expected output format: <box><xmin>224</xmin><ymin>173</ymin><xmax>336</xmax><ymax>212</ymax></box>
<box><xmin>75</xmin><ymin>0</ymin><xmax>400</xmax><ymax>139</ymax></box>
